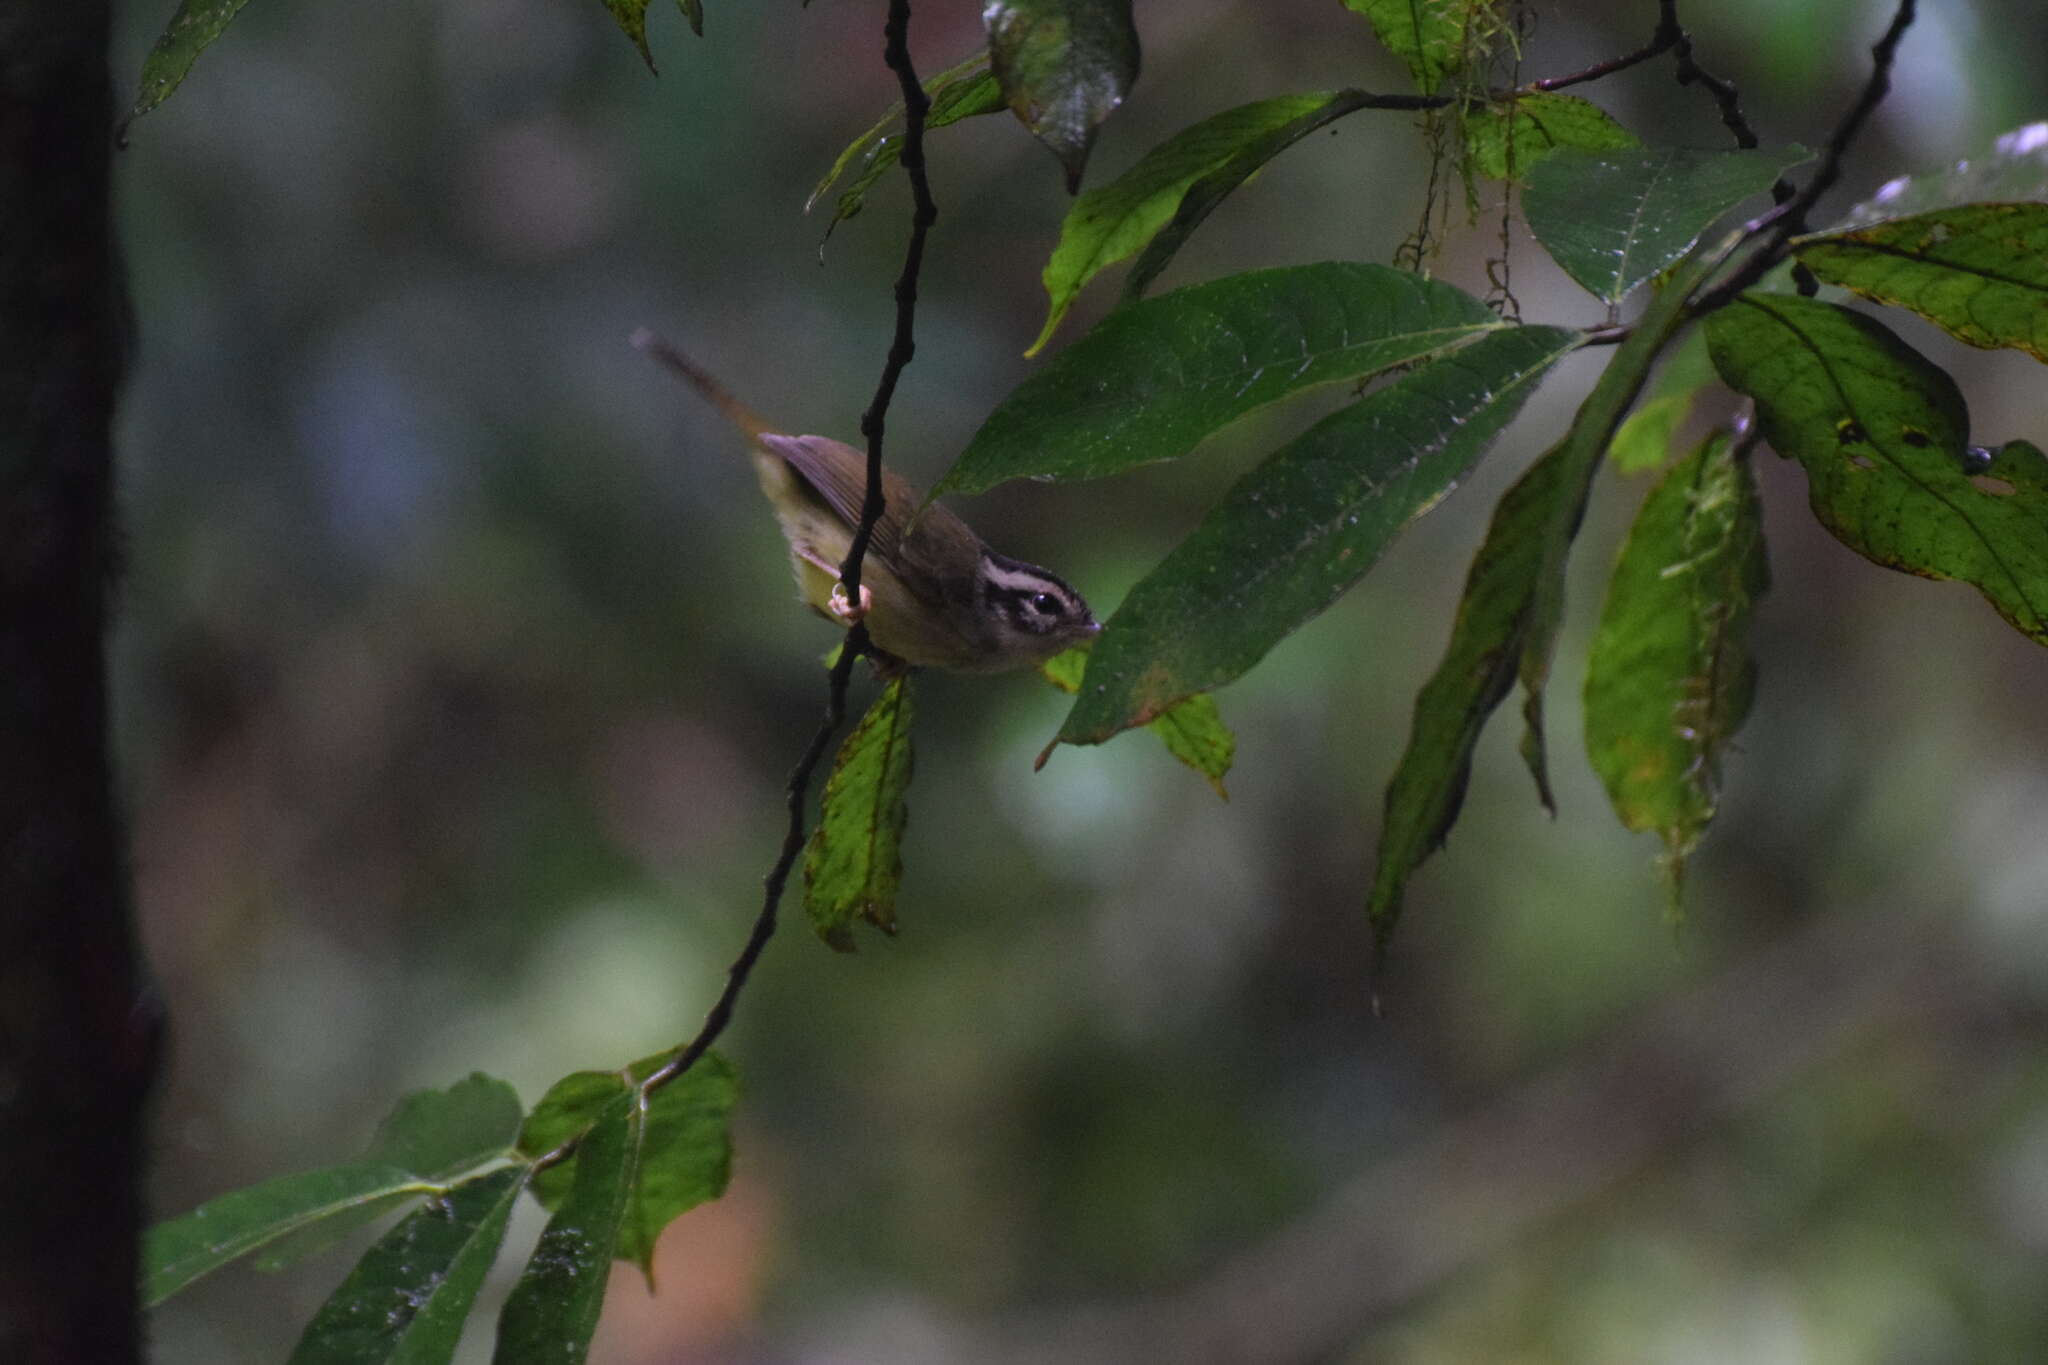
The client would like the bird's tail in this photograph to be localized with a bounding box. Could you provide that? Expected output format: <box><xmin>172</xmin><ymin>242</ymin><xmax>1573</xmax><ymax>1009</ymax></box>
<box><xmin>631</xmin><ymin>327</ymin><xmax>774</xmax><ymax>443</ymax></box>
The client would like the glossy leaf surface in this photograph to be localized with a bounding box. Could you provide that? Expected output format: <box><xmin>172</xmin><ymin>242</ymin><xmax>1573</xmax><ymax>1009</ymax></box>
<box><xmin>808</xmin><ymin>52</ymin><xmax>1005</xmax><ymax>238</ymax></box>
<box><xmin>1829</xmin><ymin>120</ymin><xmax>2048</xmax><ymax>228</ymax></box>
<box><xmin>1466</xmin><ymin>92</ymin><xmax>1637</xmax><ymax>181</ymax></box>
<box><xmin>1796</xmin><ymin>203</ymin><xmax>2048</xmax><ymax>363</ymax></box>
<box><xmin>1584</xmin><ymin>432</ymin><xmax>1767</xmax><ymax>910</ymax></box>
<box><xmin>494</xmin><ymin>1097</ymin><xmax>640</xmax><ymax>1365</ymax></box>
<box><xmin>1708</xmin><ymin>293</ymin><xmax>2048</xmax><ymax>645</ymax></box>
<box><xmin>287</xmin><ymin>1168</ymin><xmax>526</xmax><ymax>1365</ymax></box>
<box><xmin>1039</xmin><ymin>647</ymin><xmax>1234</xmax><ymax>794</ymax></box>
<box><xmin>1028</xmin><ymin>93</ymin><xmax>1340</xmax><ymax>354</ymax></box>
<box><xmin>1340</xmin><ymin>0</ymin><xmax>1468</xmax><ymax>91</ymax></box>
<box><xmin>519</xmin><ymin>1050</ymin><xmax>738</xmax><ymax>1278</ymax></box>
<box><xmin>985</xmin><ymin>0</ymin><xmax>1141</xmax><ymax>190</ymax></box>
<box><xmin>1057</xmin><ymin>325</ymin><xmax>1581</xmax><ymax>746</ymax></box>
<box><xmin>127</xmin><ymin>0</ymin><xmax>256</xmax><ymax>126</ymax></box>
<box><xmin>804</xmin><ymin>676</ymin><xmax>915</xmax><ymax>950</ymax></box>
<box><xmin>145</xmin><ymin>1075</ymin><xmax>523</xmax><ymax>1303</ymax></box>
<box><xmin>1525</xmin><ymin>145</ymin><xmax>1810</xmax><ymax>301</ymax></box>
<box><xmin>942</xmin><ymin>264</ymin><xmax>1504</xmax><ymax>495</ymax></box>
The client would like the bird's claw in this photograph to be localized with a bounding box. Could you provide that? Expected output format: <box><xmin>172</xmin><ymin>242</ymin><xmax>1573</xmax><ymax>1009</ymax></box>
<box><xmin>829</xmin><ymin>581</ymin><xmax>873</xmax><ymax>625</ymax></box>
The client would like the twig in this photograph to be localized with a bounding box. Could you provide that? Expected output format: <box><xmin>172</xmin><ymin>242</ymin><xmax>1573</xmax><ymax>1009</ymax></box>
<box><xmin>1690</xmin><ymin>0</ymin><xmax>1916</xmax><ymax>316</ymax></box>
<box><xmin>629</xmin><ymin>0</ymin><xmax>938</xmax><ymax>1113</ymax></box>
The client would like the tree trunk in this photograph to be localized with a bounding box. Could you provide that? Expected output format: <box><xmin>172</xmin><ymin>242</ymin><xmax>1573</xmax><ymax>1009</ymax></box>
<box><xmin>0</xmin><ymin>3</ymin><xmax>157</xmax><ymax>1360</ymax></box>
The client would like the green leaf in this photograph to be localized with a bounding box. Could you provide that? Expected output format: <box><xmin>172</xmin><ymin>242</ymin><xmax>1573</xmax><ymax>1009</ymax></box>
<box><xmin>1341</xmin><ymin>0</ymin><xmax>1469</xmax><ymax>92</ymax></box>
<box><xmin>364</xmin><ymin>1073</ymin><xmax>525</xmax><ymax>1180</ymax></box>
<box><xmin>1515</xmin><ymin>246</ymin><xmax>1723</xmax><ymax>808</ymax></box>
<box><xmin>1025</xmin><ymin>92</ymin><xmax>1342</xmax><ymax>354</ymax></box>
<box><xmin>1827</xmin><ymin>120</ymin><xmax>2048</xmax><ymax>228</ymax></box>
<box><xmin>1584</xmin><ymin>432</ymin><xmax>1767</xmax><ymax>912</ymax></box>
<box><xmin>1707</xmin><ymin>293</ymin><xmax>2048</xmax><ymax>645</ymax></box>
<box><xmin>1524</xmin><ymin>145</ymin><xmax>1811</xmax><ymax>302</ymax></box>
<box><xmin>1039</xmin><ymin>647</ymin><xmax>1235</xmax><ymax>795</ymax></box>
<box><xmin>985</xmin><ymin>0</ymin><xmax>1142</xmax><ymax>191</ymax></box>
<box><xmin>1466</xmin><ymin>92</ymin><xmax>1637</xmax><ymax>181</ymax></box>
<box><xmin>1795</xmin><ymin>203</ymin><xmax>2048</xmax><ymax>364</ymax></box>
<box><xmin>1369</xmin><ymin>445</ymin><xmax>1573</xmax><ymax>946</ymax></box>
<box><xmin>599</xmin><ymin>0</ymin><xmax>659</xmax><ymax>72</ymax></box>
<box><xmin>1055</xmin><ymin>326</ymin><xmax>1581</xmax><ymax>747</ymax></box>
<box><xmin>1607</xmin><ymin>329</ymin><xmax>1715</xmax><ymax>474</ymax></box>
<box><xmin>494</xmin><ymin>1097</ymin><xmax>641</xmax><ymax>1365</ymax></box>
<box><xmin>125</xmin><ymin>0</ymin><xmax>257</xmax><ymax>128</ymax></box>
<box><xmin>254</xmin><ymin>1072</ymin><xmax>525</xmax><ymax>1273</ymax></box>
<box><xmin>288</xmin><ymin>1168</ymin><xmax>527</xmax><ymax>1365</ymax></box>
<box><xmin>519</xmin><ymin>1051</ymin><xmax>738</xmax><ymax>1279</ymax></box>
<box><xmin>678</xmin><ymin>0</ymin><xmax>703</xmax><ymax>38</ymax></box>
<box><xmin>144</xmin><ymin>1164</ymin><xmax>438</xmax><ymax>1307</ymax></box>
<box><xmin>804</xmin><ymin>676</ymin><xmax>915</xmax><ymax>950</ymax></box>
<box><xmin>808</xmin><ymin>52</ymin><xmax>1005</xmax><ymax>239</ymax></box>
<box><xmin>1121</xmin><ymin>92</ymin><xmax>1381</xmax><ymax>309</ymax></box>
<box><xmin>145</xmin><ymin>1074</ymin><xmax>525</xmax><ymax>1303</ymax></box>
<box><xmin>940</xmin><ymin>264</ymin><xmax>1505</xmax><ymax>495</ymax></box>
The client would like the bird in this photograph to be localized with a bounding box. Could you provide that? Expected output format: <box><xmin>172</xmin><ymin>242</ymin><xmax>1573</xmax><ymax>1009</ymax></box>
<box><xmin>633</xmin><ymin>329</ymin><xmax>1099</xmax><ymax>673</ymax></box>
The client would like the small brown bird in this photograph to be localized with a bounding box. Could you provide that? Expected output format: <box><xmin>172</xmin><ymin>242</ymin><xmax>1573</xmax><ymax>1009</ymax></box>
<box><xmin>634</xmin><ymin>329</ymin><xmax>1099</xmax><ymax>672</ymax></box>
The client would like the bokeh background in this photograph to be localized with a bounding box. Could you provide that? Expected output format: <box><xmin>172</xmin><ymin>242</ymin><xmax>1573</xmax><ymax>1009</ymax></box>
<box><xmin>115</xmin><ymin>1</ymin><xmax>2048</xmax><ymax>1361</ymax></box>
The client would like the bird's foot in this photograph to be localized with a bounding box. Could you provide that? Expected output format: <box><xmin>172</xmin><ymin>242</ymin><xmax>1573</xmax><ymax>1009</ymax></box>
<box><xmin>829</xmin><ymin>580</ymin><xmax>874</xmax><ymax>625</ymax></box>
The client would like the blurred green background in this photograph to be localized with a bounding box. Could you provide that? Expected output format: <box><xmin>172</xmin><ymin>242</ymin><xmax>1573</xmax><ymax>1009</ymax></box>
<box><xmin>115</xmin><ymin>1</ymin><xmax>2048</xmax><ymax>1361</ymax></box>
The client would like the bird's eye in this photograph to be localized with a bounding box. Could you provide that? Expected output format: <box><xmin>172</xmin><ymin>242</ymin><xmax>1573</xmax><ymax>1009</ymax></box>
<box><xmin>1028</xmin><ymin>592</ymin><xmax>1060</xmax><ymax>616</ymax></box>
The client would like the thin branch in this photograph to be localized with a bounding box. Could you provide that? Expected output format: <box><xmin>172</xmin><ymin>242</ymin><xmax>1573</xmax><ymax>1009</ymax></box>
<box><xmin>632</xmin><ymin>0</ymin><xmax>937</xmax><ymax>1110</ymax></box>
<box><xmin>1690</xmin><ymin>0</ymin><xmax>1916</xmax><ymax>316</ymax></box>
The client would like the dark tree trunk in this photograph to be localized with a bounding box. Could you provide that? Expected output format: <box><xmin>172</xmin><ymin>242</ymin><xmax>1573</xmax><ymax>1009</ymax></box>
<box><xmin>0</xmin><ymin>2</ymin><xmax>157</xmax><ymax>1360</ymax></box>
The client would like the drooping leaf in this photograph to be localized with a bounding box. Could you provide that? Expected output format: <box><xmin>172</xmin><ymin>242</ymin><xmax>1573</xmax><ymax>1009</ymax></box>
<box><xmin>1027</xmin><ymin>93</ymin><xmax>1344</xmax><ymax>354</ymax></box>
<box><xmin>125</xmin><ymin>0</ymin><xmax>257</xmax><ymax>128</ymax></box>
<box><xmin>1056</xmin><ymin>325</ymin><xmax>1581</xmax><ymax>748</ymax></box>
<box><xmin>1829</xmin><ymin>120</ymin><xmax>2048</xmax><ymax>228</ymax></box>
<box><xmin>803</xmin><ymin>676</ymin><xmax>915</xmax><ymax>950</ymax></box>
<box><xmin>253</xmin><ymin>1073</ymin><xmax>525</xmax><ymax>1272</ymax></box>
<box><xmin>1607</xmin><ymin>329</ymin><xmax>1716</xmax><ymax>474</ymax></box>
<box><xmin>808</xmin><ymin>52</ymin><xmax>1006</xmax><ymax>238</ymax></box>
<box><xmin>519</xmin><ymin>1051</ymin><xmax>738</xmax><ymax>1279</ymax></box>
<box><xmin>940</xmin><ymin>264</ymin><xmax>1505</xmax><ymax>495</ymax></box>
<box><xmin>494</xmin><ymin>1097</ymin><xmax>641</xmax><ymax>1365</ymax></box>
<box><xmin>1466</xmin><ymin>92</ymin><xmax>1637</xmax><ymax>181</ymax></box>
<box><xmin>1340</xmin><ymin>0</ymin><xmax>1471</xmax><ymax>92</ymax></box>
<box><xmin>1039</xmin><ymin>647</ymin><xmax>1235</xmax><ymax>794</ymax></box>
<box><xmin>1369</xmin><ymin>445</ymin><xmax>1572</xmax><ymax>946</ymax></box>
<box><xmin>1121</xmin><ymin>91</ymin><xmax>1381</xmax><ymax>308</ymax></box>
<box><xmin>1707</xmin><ymin>293</ymin><xmax>2048</xmax><ymax>644</ymax></box>
<box><xmin>1524</xmin><ymin>145</ymin><xmax>1811</xmax><ymax>302</ymax></box>
<box><xmin>678</xmin><ymin>0</ymin><xmax>703</xmax><ymax>37</ymax></box>
<box><xmin>1583</xmin><ymin>432</ymin><xmax>1767</xmax><ymax>913</ymax></box>
<box><xmin>144</xmin><ymin>1074</ymin><xmax>525</xmax><ymax>1303</ymax></box>
<box><xmin>985</xmin><ymin>0</ymin><xmax>1141</xmax><ymax>191</ymax></box>
<box><xmin>287</xmin><ymin>1168</ymin><xmax>527</xmax><ymax>1365</ymax></box>
<box><xmin>1515</xmin><ymin>246</ymin><xmax>1723</xmax><ymax>808</ymax></box>
<box><xmin>1795</xmin><ymin>203</ymin><xmax>2048</xmax><ymax>363</ymax></box>
<box><xmin>144</xmin><ymin>1165</ymin><xmax>440</xmax><ymax>1307</ymax></box>
<box><xmin>600</xmin><ymin>0</ymin><xmax>659</xmax><ymax>72</ymax></box>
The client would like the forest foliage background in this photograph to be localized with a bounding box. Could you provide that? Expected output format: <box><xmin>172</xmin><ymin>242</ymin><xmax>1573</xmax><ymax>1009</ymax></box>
<box><xmin>120</xmin><ymin>0</ymin><xmax>2048</xmax><ymax>1360</ymax></box>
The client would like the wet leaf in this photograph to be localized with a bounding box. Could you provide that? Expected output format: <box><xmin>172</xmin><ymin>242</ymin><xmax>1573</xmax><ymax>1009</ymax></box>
<box><xmin>804</xmin><ymin>676</ymin><xmax>915</xmax><ymax>950</ymax></box>
<box><xmin>1584</xmin><ymin>432</ymin><xmax>1767</xmax><ymax>913</ymax></box>
<box><xmin>1028</xmin><ymin>93</ymin><xmax>1342</xmax><ymax>354</ymax></box>
<box><xmin>519</xmin><ymin>1051</ymin><xmax>738</xmax><ymax>1279</ymax></box>
<box><xmin>1829</xmin><ymin>120</ymin><xmax>2048</xmax><ymax>228</ymax></box>
<box><xmin>940</xmin><ymin>263</ymin><xmax>1504</xmax><ymax>495</ymax></box>
<box><xmin>126</xmin><ymin>0</ymin><xmax>257</xmax><ymax>129</ymax></box>
<box><xmin>1466</xmin><ymin>92</ymin><xmax>1637</xmax><ymax>181</ymax></box>
<box><xmin>494</xmin><ymin>1097</ymin><xmax>640</xmax><ymax>1365</ymax></box>
<box><xmin>985</xmin><ymin>0</ymin><xmax>1141</xmax><ymax>190</ymax></box>
<box><xmin>1707</xmin><ymin>293</ymin><xmax>2048</xmax><ymax>644</ymax></box>
<box><xmin>1524</xmin><ymin>145</ymin><xmax>1811</xmax><ymax>302</ymax></box>
<box><xmin>1039</xmin><ymin>647</ymin><xmax>1234</xmax><ymax>794</ymax></box>
<box><xmin>808</xmin><ymin>52</ymin><xmax>1005</xmax><ymax>239</ymax></box>
<box><xmin>1795</xmin><ymin>203</ymin><xmax>2048</xmax><ymax>363</ymax></box>
<box><xmin>1056</xmin><ymin>325</ymin><xmax>1581</xmax><ymax>748</ymax></box>
<box><xmin>287</xmin><ymin>1168</ymin><xmax>527</xmax><ymax>1365</ymax></box>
